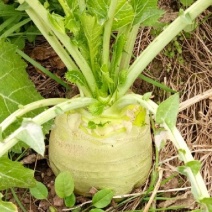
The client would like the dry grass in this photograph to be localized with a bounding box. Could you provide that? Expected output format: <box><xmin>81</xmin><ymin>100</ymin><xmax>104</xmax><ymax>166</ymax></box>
<box><xmin>131</xmin><ymin>7</ymin><xmax>212</xmax><ymax>210</ymax></box>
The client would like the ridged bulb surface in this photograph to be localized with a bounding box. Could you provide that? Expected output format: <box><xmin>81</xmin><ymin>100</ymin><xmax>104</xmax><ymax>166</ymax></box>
<box><xmin>49</xmin><ymin>105</ymin><xmax>152</xmax><ymax>195</ymax></box>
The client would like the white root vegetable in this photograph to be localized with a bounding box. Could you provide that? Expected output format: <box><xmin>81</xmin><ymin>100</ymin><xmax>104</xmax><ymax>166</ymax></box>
<box><xmin>49</xmin><ymin>105</ymin><xmax>152</xmax><ymax>195</ymax></box>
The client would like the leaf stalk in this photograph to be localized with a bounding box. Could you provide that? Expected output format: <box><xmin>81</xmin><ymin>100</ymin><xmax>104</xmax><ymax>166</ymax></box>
<box><xmin>102</xmin><ymin>0</ymin><xmax>118</xmax><ymax>65</ymax></box>
<box><xmin>0</xmin><ymin>98</ymin><xmax>66</xmax><ymax>132</ymax></box>
<box><xmin>0</xmin><ymin>97</ymin><xmax>95</xmax><ymax>157</ymax></box>
<box><xmin>18</xmin><ymin>0</ymin><xmax>97</xmax><ymax>97</ymax></box>
<box><xmin>119</xmin><ymin>24</ymin><xmax>140</xmax><ymax>71</ymax></box>
<box><xmin>116</xmin><ymin>0</ymin><xmax>212</xmax><ymax>99</ymax></box>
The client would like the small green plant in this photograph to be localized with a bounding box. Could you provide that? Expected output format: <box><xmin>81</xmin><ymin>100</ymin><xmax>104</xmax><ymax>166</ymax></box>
<box><xmin>54</xmin><ymin>171</ymin><xmax>114</xmax><ymax>211</ymax></box>
<box><xmin>0</xmin><ymin>0</ymin><xmax>211</xmax><ymax>211</ymax></box>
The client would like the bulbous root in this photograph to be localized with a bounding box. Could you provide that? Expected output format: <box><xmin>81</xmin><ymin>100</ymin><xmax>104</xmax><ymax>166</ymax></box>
<box><xmin>49</xmin><ymin>105</ymin><xmax>152</xmax><ymax>196</ymax></box>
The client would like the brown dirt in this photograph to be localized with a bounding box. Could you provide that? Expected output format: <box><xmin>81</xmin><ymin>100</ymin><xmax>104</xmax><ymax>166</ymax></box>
<box><xmin>5</xmin><ymin>1</ymin><xmax>212</xmax><ymax>212</ymax></box>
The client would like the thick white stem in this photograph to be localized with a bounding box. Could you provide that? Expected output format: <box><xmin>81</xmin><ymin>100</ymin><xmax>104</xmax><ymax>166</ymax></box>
<box><xmin>0</xmin><ymin>97</ymin><xmax>95</xmax><ymax>157</ymax></box>
<box><xmin>169</xmin><ymin>127</ymin><xmax>209</xmax><ymax>198</ymax></box>
<box><xmin>0</xmin><ymin>98</ymin><xmax>66</xmax><ymax>132</ymax></box>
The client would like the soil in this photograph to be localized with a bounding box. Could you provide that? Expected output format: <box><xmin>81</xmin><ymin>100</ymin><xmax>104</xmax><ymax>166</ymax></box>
<box><xmin>4</xmin><ymin>1</ymin><xmax>212</xmax><ymax>211</ymax></box>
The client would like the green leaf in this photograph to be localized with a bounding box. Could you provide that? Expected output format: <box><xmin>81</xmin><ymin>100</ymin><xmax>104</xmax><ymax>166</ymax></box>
<box><xmin>55</xmin><ymin>171</ymin><xmax>74</xmax><ymax>198</ymax></box>
<box><xmin>200</xmin><ymin>198</ymin><xmax>212</xmax><ymax>211</ymax></box>
<box><xmin>131</xmin><ymin>0</ymin><xmax>164</xmax><ymax>26</ymax></box>
<box><xmin>30</xmin><ymin>181</ymin><xmax>48</xmax><ymax>200</ymax></box>
<box><xmin>178</xmin><ymin>160</ymin><xmax>201</xmax><ymax>176</ymax></box>
<box><xmin>139</xmin><ymin>74</ymin><xmax>176</xmax><ymax>93</ymax></box>
<box><xmin>101</xmin><ymin>67</ymin><xmax>114</xmax><ymax>85</ymax></box>
<box><xmin>177</xmin><ymin>165</ymin><xmax>188</xmax><ymax>176</ymax></box>
<box><xmin>110</xmin><ymin>34</ymin><xmax>126</xmax><ymax>80</ymax></box>
<box><xmin>156</xmin><ymin>93</ymin><xmax>179</xmax><ymax>130</ymax></box>
<box><xmin>118</xmin><ymin>69</ymin><xmax>128</xmax><ymax>85</ymax></box>
<box><xmin>178</xmin><ymin>9</ymin><xmax>193</xmax><ymax>25</ymax></box>
<box><xmin>178</xmin><ymin>148</ymin><xmax>186</xmax><ymax>161</ymax></box>
<box><xmin>48</xmin><ymin>12</ymin><xmax>65</xmax><ymax>33</ymax></box>
<box><xmin>186</xmin><ymin>160</ymin><xmax>201</xmax><ymax>175</ymax></box>
<box><xmin>80</xmin><ymin>13</ymin><xmax>103</xmax><ymax>71</ymax></box>
<box><xmin>66</xmin><ymin>0</ymin><xmax>78</xmax><ymax>11</ymax></box>
<box><xmin>49</xmin><ymin>206</ymin><xmax>57</xmax><ymax>212</ymax></box>
<box><xmin>0</xmin><ymin>2</ymin><xmax>23</xmax><ymax>16</ymax></box>
<box><xmin>0</xmin><ymin>15</ymin><xmax>20</xmax><ymax>35</ymax></box>
<box><xmin>183</xmin><ymin>21</ymin><xmax>197</xmax><ymax>32</ymax></box>
<box><xmin>99</xmin><ymin>64</ymin><xmax>109</xmax><ymax>92</ymax></box>
<box><xmin>92</xmin><ymin>189</ymin><xmax>114</xmax><ymax>209</ymax></box>
<box><xmin>142</xmin><ymin>92</ymin><xmax>152</xmax><ymax>100</ymax></box>
<box><xmin>180</xmin><ymin>0</ymin><xmax>194</xmax><ymax>7</ymax></box>
<box><xmin>88</xmin><ymin>120</ymin><xmax>109</xmax><ymax>129</ymax></box>
<box><xmin>124</xmin><ymin>211</ymin><xmax>141</xmax><ymax>212</ymax></box>
<box><xmin>72</xmin><ymin>208</ymin><xmax>81</xmax><ymax>212</ymax></box>
<box><xmin>184</xmin><ymin>12</ymin><xmax>193</xmax><ymax>25</ymax></box>
<box><xmin>0</xmin><ymin>40</ymin><xmax>32</xmax><ymax>119</ymax></box>
<box><xmin>64</xmin><ymin>193</ymin><xmax>76</xmax><ymax>207</ymax></box>
<box><xmin>25</xmin><ymin>25</ymin><xmax>39</xmax><ymax>43</ymax></box>
<box><xmin>65</xmin><ymin>70</ymin><xmax>86</xmax><ymax>86</ymax></box>
<box><xmin>54</xmin><ymin>106</ymin><xmax>64</xmax><ymax>115</ymax></box>
<box><xmin>65</xmin><ymin>14</ymin><xmax>80</xmax><ymax>35</ymax></box>
<box><xmin>88</xmin><ymin>121</ymin><xmax>97</xmax><ymax>129</ymax></box>
<box><xmin>88</xmin><ymin>101</ymin><xmax>105</xmax><ymax>115</ymax></box>
<box><xmin>113</xmin><ymin>0</ymin><xmax>134</xmax><ymax>30</ymax></box>
<box><xmin>16</xmin><ymin>2</ymin><xmax>30</xmax><ymax>11</ymax></box>
<box><xmin>56</xmin><ymin>0</ymin><xmax>72</xmax><ymax>16</ymax></box>
<box><xmin>0</xmin><ymin>40</ymin><xmax>50</xmax><ymax>135</ymax></box>
<box><xmin>112</xmin><ymin>34</ymin><xmax>126</xmax><ymax>65</ymax></box>
<box><xmin>0</xmin><ymin>157</ymin><xmax>36</xmax><ymax>190</ymax></box>
<box><xmin>0</xmin><ymin>193</ymin><xmax>18</xmax><ymax>212</ymax></box>
<box><xmin>90</xmin><ymin>209</ymin><xmax>105</xmax><ymax>212</ymax></box>
<box><xmin>62</xmin><ymin>0</ymin><xmax>80</xmax><ymax>34</ymax></box>
<box><xmin>139</xmin><ymin>9</ymin><xmax>164</xmax><ymax>26</ymax></box>
<box><xmin>87</xmin><ymin>0</ymin><xmax>109</xmax><ymax>24</ymax></box>
<box><xmin>9</xmin><ymin>36</ymin><xmax>25</xmax><ymax>50</ymax></box>
<box><xmin>16</xmin><ymin>119</ymin><xmax>45</xmax><ymax>156</ymax></box>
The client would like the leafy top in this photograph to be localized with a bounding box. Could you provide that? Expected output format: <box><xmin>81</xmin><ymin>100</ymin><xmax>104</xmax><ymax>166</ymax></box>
<box><xmin>22</xmin><ymin>0</ymin><xmax>163</xmax><ymax>104</ymax></box>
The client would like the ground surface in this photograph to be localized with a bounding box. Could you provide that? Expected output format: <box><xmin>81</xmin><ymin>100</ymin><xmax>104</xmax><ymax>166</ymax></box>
<box><xmin>6</xmin><ymin>1</ymin><xmax>212</xmax><ymax>211</ymax></box>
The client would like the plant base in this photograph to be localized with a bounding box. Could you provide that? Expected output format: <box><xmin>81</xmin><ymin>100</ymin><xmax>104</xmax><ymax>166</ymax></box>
<box><xmin>49</xmin><ymin>105</ymin><xmax>152</xmax><ymax>195</ymax></box>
